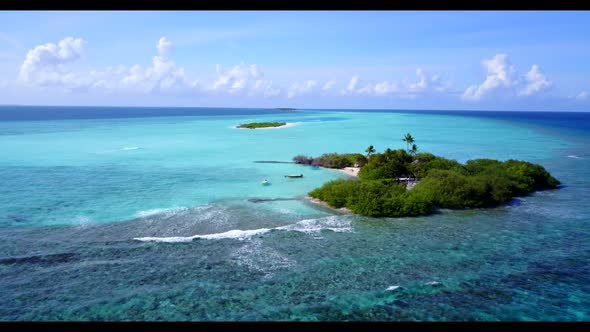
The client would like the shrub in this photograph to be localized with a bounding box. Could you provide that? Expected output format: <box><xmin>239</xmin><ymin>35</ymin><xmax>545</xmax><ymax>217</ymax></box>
<box><xmin>293</xmin><ymin>155</ymin><xmax>313</xmax><ymax>165</ymax></box>
<box><xmin>307</xmin><ymin>147</ymin><xmax>560</xmax><ymax>218</ymax></box>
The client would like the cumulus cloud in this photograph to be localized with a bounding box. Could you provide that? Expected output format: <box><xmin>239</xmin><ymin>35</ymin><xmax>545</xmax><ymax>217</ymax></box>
<box><xmin>342</xmin><ymin>76</ymin><xmax>398</xmax><ymax>96</ymax></box>
<box><xmin>157</xmin><ymin>36</ymin><xmax>173</xmax><ymax>56</ymax></box>
<box><xmin>462</xmin><ymin>53</ymin><xmax>519</xmax><ymax>101</ymax></box>
<box><xmin>251</xmin><ymin>79</ymin><xmax>281</xmax><ymax>97</ymax></box>
<box><xmin>287</xmin><ymin>80</ymin><xmax>318</xmax><ymax>98</ymax></box>
<box><xmin>408</xmin><ymin>68</ymin><xmax>448</xmax><ymax>94</ymax></box>
<box><xmin>18</xmin><ymin>37</ymin><xmax>87</xmax><ymax>86</ymax></box>
<box><xmin>16</xmin><ymin>38</ymin><xmax>569</xmax><ymax>105</ymax></box>
<box><xmin>119</xmin><ymin>38</ymin><xmax>200</xmax><ymax>94</ymax></box>
<box><xmin>17</xmin><ymin>36</ymin><xmax>200</xmax><ymax>94</ymax></box>
<box><xmin>120</xmin><ymin>56</ymin><xmax>198</xmax><ymax>94</ymax></box>
<box><xmin>372</xmin><ymin>81</ymin><xmax>399</xmax><ymax>96</ymax></box>
<box><xmin>519</xmin><ymin>64</ymin><xmax>552</xmax><ymax>96</ymax></box>
<box><xmin>576</xmin><ymin>91</ymin><xmax>589</xmax><ymax>100</ymax></box>
<box><xmin>463</xmin><ymin>54</ymin><xmax>552</xmax><ymax>101</ymax></box>
<box><xmin>211</xmin><ymin>63</ymin><xmax>279</xmax><ymax>97</ymax></box>
<box><xmin>343</xmin><ymin>70</ymin><xmax>453</xmax><ymax>97</ymax></box>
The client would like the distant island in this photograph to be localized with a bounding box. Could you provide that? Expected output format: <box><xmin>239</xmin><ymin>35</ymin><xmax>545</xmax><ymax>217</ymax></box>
<box><xmin>295</xmin><ymin>133</ymin><xmax>560</xmax><ymax>217</ymax></box>
<box><xmin>274</xmin><ymin>108</ymin><xmax>297</xmax><ymax>110</ymax></box>
<box><xmin>237</xmin><ymin>122</ymin><xmax>287</xmax><ymax>129</ymax></box>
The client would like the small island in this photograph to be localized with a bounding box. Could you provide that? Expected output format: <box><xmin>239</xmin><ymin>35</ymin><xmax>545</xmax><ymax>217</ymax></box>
<box><xmin>274</xmin><ymin>108</ymin><xmax>297</xmax><ymax>111</ymax></box>
<box><xmin>237</xmin><ymin>122</ymin><xmax>287</xmax><ymax>129</ymax></box>
<box><xmin>295</xmin><ymin>133</ymin><xmax>560</xmax><ymax>218</ymax></box>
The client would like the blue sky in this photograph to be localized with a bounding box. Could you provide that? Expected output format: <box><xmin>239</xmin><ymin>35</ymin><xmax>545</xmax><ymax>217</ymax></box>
<box><xmin>0</xmin><ymin>11</ymin><xmax>589</xmax><ymax>111</ymax></box>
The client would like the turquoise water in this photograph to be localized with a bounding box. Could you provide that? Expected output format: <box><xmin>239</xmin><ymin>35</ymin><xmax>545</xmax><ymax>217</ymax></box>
<box><xmin>0</xmin><ymin>107</ymin><xmax>588</xmax><ymax>321</ymax></box>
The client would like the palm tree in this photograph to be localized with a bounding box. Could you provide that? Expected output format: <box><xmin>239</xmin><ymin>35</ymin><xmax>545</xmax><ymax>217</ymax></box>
<box><xmin>402</xmin><ymin>133</ymin><xmax>415</xmax><ymax>152</ymax></box>
<box><xmin>365</xmin><ymin>145</ymin><xmax>376</xmax><ymax>158</ymax></box>
<box><xmin>410</xmin><ymin>144</ymin><xmax>418</xmax><ymax>156</ymax></box>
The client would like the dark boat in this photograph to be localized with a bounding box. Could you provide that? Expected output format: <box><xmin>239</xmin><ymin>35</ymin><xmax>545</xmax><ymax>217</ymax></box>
<box><xmin>285</xmin><ymin>174</ymin><xmax>304</xmax><ymax>178</ymax></box>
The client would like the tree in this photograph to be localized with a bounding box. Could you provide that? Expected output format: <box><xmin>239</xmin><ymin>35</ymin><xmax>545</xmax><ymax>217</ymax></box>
<box><xmin>365</xmin><ymin>145</ymin><xmax>376</xmax><ymax>158</ymax></box>
<box><xmin>402</xmin><ymin>133</ymin><xmax>415</xmax><ymax>152</ymax></box>
<box><xmin>410</xmin><ymin>144</ymin><xmax>418</xmax><ymax>156</ymax></box>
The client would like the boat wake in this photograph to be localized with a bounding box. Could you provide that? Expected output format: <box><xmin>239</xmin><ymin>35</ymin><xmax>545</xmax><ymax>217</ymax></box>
<box><xmin>133</xmin><ymin>215</ymin><xmax>353</xmax><ymax>243</ymax></box>
<box><xmin>567</xmin><ymin>155</ymin><xmax>582</xmax><ymax>159</ymax></box>
<box><xmin>123</xmin><ymin>146</ymin><xmax>140</xmax><ymax>150</ymax></box>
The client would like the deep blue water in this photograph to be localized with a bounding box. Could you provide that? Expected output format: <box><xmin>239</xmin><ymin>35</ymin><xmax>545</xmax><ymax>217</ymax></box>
<box><xmin>4</xmin><ymin>106</ymin><xmax>590</xmax><ymax>133</ymax></box>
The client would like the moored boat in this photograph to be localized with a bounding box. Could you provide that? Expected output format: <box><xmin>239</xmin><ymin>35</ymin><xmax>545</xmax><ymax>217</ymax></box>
<box><xmin>285</xmin><ymin>174</ymin><xmax>304</xmax><ymax>178</ymax></box>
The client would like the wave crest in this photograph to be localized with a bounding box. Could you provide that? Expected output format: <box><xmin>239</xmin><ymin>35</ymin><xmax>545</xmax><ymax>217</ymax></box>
<box><xmin>133</xmin><ymin>216</ymin><xmax>353</xmax><ymax>243</ymax></box>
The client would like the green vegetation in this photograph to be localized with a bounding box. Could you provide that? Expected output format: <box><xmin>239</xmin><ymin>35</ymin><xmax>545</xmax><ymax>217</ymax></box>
<box><xmin>402</xmin><ymin>132</ymin><xmax>415</xmax><ymax>153</ymax></box>
<box><xmin>238</xmin><ymin>122</ymin><xmax>286</xmax><ymax>129</ymax></box>
<box><xmin>293</xmin><ymin>153</ymin><xmax>368</xmax><ymax>168</ymax></box>
<box><xmin>365</xmin><ymin>145</ymin><xmax>376</xmax><ymax>158</ymax></box>
<box><xmin>307</xmin><ymin>133</ymin><xmax>560</xmax><ymax>218</ymax></box>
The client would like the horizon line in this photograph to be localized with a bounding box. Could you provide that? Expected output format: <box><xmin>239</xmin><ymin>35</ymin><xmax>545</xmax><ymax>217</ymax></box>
<box><xmin>0</xmin><ymin>104</ymin><xmax>588</xmax><ymax>113</ymax></box>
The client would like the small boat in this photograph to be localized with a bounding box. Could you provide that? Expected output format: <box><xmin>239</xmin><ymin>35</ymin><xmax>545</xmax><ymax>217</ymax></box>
<box><xmin>285</xmin><ymin>174</ymin><xmax>304</xmax><ymax>178</ymax></box>
<box><xmin>261</xmin><ymin>180</ymin><xmax>270</xmax><ymax>185</ymax></box>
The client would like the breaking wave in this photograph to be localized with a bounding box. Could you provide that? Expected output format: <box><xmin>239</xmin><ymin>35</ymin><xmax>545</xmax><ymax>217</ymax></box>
<box><xmin>133</xmin><ymin>215</ymin><xmax>352</xmax><ymax>243</ymax></box>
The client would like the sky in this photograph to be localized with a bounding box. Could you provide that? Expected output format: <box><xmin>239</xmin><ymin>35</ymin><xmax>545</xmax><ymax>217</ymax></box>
<box><xmin>0</xmin><ymin>11</ymin><xmax>589</xmax><ymax>111</ymax></box>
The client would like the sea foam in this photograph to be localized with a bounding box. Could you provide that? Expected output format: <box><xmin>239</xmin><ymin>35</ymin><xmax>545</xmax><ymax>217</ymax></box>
<box><xmin>135</xmin><ymin>207</ymin><xmax>188</xmax><ymax>218</ymax></box>
<box><xmin>134</xmin><ymin>228</ymin><xmax>271</xmax><ymax>243</ymax></box>
<box><xmin>133</xmin><ymin>216</ymin><xmax>353</xmax><ymax>243</ymax></box>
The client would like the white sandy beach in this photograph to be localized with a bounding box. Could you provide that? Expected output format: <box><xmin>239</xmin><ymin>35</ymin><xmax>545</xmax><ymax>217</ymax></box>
<box><xmin>306</xmin><ymin>196</ymin><xmax>352</xmax><ymax>214</ymax></box>
<box><xmin>337</xmin><ymin>167</ymin><xmax>360</xmax><ymax>177</ymax></box>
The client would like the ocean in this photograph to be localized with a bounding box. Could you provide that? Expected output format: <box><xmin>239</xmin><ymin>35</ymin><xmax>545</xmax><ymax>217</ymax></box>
<box><xmin>0</xmin><ymin>106</ymin><xmax>588</xmax><ymax>321</ymax></box>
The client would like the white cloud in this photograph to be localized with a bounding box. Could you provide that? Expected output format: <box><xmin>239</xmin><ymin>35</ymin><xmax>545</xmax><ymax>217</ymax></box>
<box><xmin>211</xmin><ymin>63</ymin><xmax>279</xmax><ymax>97</ymax></box>
<box><xmin>251</xmin><ymin>79</ymin><xmax>281</xmax><ymax>97</ymax></box>
<box><xmin>462</xmin><ymin>53</ymin><xmax>519</xmax><ymax>101</ymax></box>
<box><xmin>18</xmin><ymin>37</ymin><xmax>87</xmax><ymax>86</ymax></box>
<box><xmin>157</xmin><ymin>36</ymin><xmax>174</xmax><ymax>56</ymax></box>
<box><xmin>408</xmin><ymin>68</ymin><xmax>449</xmax><ymax>94</ymax></box>
<box><xmin>17</xmin><ymin>36</ymin><xmax>200</xmax><ymax>95</ymax></box>
<box><xmin>343</xmin><ymin>75</ymin><xmax>409</xmax><ymax>97</ymax></box>
<box><xmin>342</xmin><ymin>69</ymin><xmax>451</xmax><ymax>98</ymax></box>
<box><xmin>373</xmin><ymin>81</ymin><xmax>399</xmax><ymax>96</ymax></box>
<box><xmin>519</xmin><ymin>64</ymin><xmax>552</xmax><ymax>96</ymax></box>
<box><xmin>15</xmin><ymin>38</ymin><xmax>572</xmax><ymax>106</ymax></box>
<box><xmin>343</xmin><ymin>75</ymin><xmax>361</xmax><ymax>94</ymax></box>
<box><xmin>120</xmin><ymin>55</ymin><xmax>199</xmax><ymax>94</ymax></box>
<box><xmin>287</xmin><ymin>80</ymin><xmax>318</xmax><ymax>98</ymax></box>
<box><xmin>576</xmin><ymin>91</ymin><xmax>589</xmax><ymax>100</ymax></box>
<box><xmin>322</xmin><ymin>80</ymin><xmax>336</xmax><ymax>92</ymax></box>
<box><xmin>463</xmin><ymin>54</ymin><xmax>553</xmax><ymax>101</ymax></box>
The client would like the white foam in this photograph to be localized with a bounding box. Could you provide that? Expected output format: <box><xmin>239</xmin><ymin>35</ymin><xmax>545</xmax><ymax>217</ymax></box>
<box><xmin>425</xmin><ymin>281</ymin><xmax>442</xmax><ymax>286</ymax></box>
<box><xmin>123</xmin><ymin>146</ymin><xmax>140</xmax><ymax>150</ymax></box>
<box><xmin>133</xmin><ymin>215</ymin><xmax>353</xmax><ymax>243</ymax></box>
<box><xmin>277</xmin><ymin>215</ymin><xmax>353</xmax><ymax>234</ymax></box>
<box><xmin>386</xmin><ymin>285</ymin><xmax>402</xmax><ymax>291</ymax></box>
<box><xmin>567</xmin><ymin>155</ymin><xmax>582</xmax><ymax>159</ymax></box>
<box><xmin>135</xmin><ymin>207</ymin><xmax>187</xmax><ymax>218</ymax></box>
<box><xmin>134</xmin><ymin>228</ymin><xmax>271</xmax><ymax>243</ymax></box>
<box><xmin>134</xmin><ymin>236</ymin><xmax>196</xmax><ymax>243</ymax></box>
